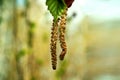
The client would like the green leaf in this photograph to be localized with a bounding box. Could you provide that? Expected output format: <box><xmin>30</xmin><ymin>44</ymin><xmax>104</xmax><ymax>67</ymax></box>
<box><xmin>46</xmin><ymin>0</ymin><xmax>67</xmax><ymax>21</ymax></box>
<box><xmin>0</xmin><ymin>0</ymin><xmax>3</xmax><ymax>6</ymax></box>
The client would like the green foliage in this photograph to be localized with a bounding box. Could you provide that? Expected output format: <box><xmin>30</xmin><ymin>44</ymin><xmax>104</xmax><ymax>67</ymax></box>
<box><xmin>16</xmin><ymin>49</ymin><xmax>26</xmax><ymax>61</ymax></box>
<box><xmin>56</xmin><ymin>60</ymin><xmax>68</xmax><ymax>78</ymax></box>
<box><xmin>0</xmin><ymin>0</ymin><xmax>3</xmax><ymax>6</ymax></box>
<box><xmin>29</xmin><ymin>22</ymin><xmax>35</xmax><ymax>34</ymax></box>
<box><xmin>46</xmin><ymin>0</ymin><xmax>67</xmax><ymax>21</ymax></box>
<box><xmin>36</xmin><ymin>59</ymin><xmax>43</xmax><ymax>66</ymax></box>
<box><xmin>29</xmin><ymin>22</ymin><xmax>35</xmax><ymax>29</ymax></box>
<box><xmin>28</xmin><ymin>22</ymin><xmax>35</xmax><ymax>47</ymax></box>
<box><xmin>31</xmin><ymin>77</ymin><xmax>36</xmax><ymax>80</ymax></box>
<box><xmin>25</xmin><ymin>0</ymin><xmax>29</xmax><ymax>8</ymax></box>
<box><xmin>0</xmin><ymin>17</ymin><xmax>2</xmax><ymax>24</ymax></box>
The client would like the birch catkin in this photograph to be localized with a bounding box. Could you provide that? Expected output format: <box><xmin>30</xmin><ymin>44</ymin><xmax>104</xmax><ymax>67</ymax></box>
<box><xmin>50</xmin><ymin>9</ymin><xmax>68</xmax><ymax>69</ymax></box>
<box><xmin>59</xmin><ymin>8</ymin><xmax>68</xmax><ymax>60</ymax></box>
<box><xmin>50</xmin><ymin>19</ymin><xmax>59</xmax><ymax>70</ymax></box>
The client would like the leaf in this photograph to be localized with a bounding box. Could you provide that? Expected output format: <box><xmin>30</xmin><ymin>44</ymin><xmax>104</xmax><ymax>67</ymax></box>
<box><xmin>0</xmin><ymin>0</ymin><xmax>3</xmax><ymax>6</ymax></box>
<box><xmin>46</xmin><ymin>0</ymin><xmax>67</xmax><ymax>21</ymax></box>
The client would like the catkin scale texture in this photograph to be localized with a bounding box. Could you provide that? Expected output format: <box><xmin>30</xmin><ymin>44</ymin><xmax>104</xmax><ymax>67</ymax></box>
<box><xmin>50</xmin><ymin>19</ymin><xmax>59</xmax><ymax>70</ymax></box>
<box><xmin>50</xmin><ymin>8</ymin><xmax>68</xmax><ymax>70</ymax></box>
<box><xmin>59</xmin><ymin>8</ymin><xmax>68</xmax><ymax>60</ymax></box>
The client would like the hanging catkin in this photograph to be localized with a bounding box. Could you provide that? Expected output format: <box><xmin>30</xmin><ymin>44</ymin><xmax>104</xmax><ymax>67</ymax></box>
<box><xmin>59</xmin><ymin>8</ymin><xmax>68</xmax><ymax>60</ymax></box>
<box><xmin>47</xmin><ymin>0</ymin><xmax>74</xmax><ymax>70</ymax></box>
<box><xmin>50</xmin><ymin>19</ymin><xmax>59</xmax><ymax>70</ymax></box>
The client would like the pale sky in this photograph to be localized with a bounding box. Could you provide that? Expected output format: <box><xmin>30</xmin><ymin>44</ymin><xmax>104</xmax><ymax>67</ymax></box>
<box><xmin>17</xmin><ymin>0</ymin><xmax>120</xmax><ymax>29</ymax></box>
<box><xmin>17</xmin><ymin>0</ymin><xmax>120</xmax><ymax>20</ymax></box>
<box><xmin>66</xmin><ymin>0</ymin><xmax>120</xmax><ymax>33</ymax></box>
<box><xmin>69</xmin><ymin>0</ymin><xmax>120</xmax><ymax>20</ymax></box>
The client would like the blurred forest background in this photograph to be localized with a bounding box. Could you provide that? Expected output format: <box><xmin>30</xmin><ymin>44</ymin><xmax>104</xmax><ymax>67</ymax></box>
<box><xmin>0</xmin><ymin>0</ymin><xmax>120</xmax><ymax>80</ymax></box>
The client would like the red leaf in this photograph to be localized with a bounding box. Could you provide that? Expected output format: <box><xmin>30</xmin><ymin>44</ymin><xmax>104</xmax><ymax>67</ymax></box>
<box><xmin>64</xmin><ymin>0</ymin><xmax>74</xmax><ymax>8</ymax></box>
